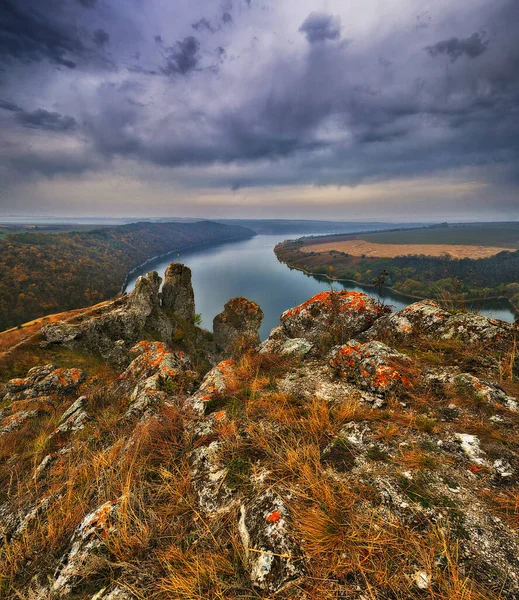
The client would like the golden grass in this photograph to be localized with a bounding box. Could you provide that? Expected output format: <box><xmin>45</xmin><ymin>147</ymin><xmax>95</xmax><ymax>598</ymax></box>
<box><xmin>1</xmin><ymin>348</ymin><xmax>516</xmax><ymax>599</ymax></box>
<box><xmin>303</xmin><ymin>239</ymin><xmax>511</xmax><ymax>259</ymax></box>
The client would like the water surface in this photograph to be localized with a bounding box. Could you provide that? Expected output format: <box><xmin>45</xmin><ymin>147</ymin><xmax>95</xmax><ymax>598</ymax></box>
<box><xmin>125</xmin><ymin>234</ymin><xmax>516</xmax><ymax>339</ymax></box>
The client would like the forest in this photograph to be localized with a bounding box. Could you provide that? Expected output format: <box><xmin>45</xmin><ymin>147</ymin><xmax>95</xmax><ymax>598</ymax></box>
<box><xmin>276</xmin><ymin>239</ymin><xmax>519</xmax><ymax>314</ymax></box>
<box><xmin>0</xmin><ymin>221</ymin><xmax>253</xmax><ymax>331</ymax></box>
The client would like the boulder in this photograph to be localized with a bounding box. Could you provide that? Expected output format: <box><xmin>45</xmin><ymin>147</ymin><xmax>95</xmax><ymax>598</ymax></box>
<box><xmin>2</xmin><ymin>366</ymin><xmax>85</xmax><ymax>403</ymax></box>
<box><xmin>364</xmin><ymin>300</ymin><xmax>514</xmax><ymax>349</ymax></box>
<box><xmin>213</xmin><ymin>297</ymin><xmax>263</xmax><ymax>354</ymax></box>
<box><xmin>259</xmin><ymin>326</ymin><xmax>314</xmax><ymax>357</ymax></box>
<box><xmin>161</xmin><ymin>263</ymin><xmax>196</xmax><ymax>323</ymax></box>
<box><xmin>281</xmin><ymin>291</ymin><xmax>388</xmax><ymax>346</ymax></box>
<box><xmin>329</xmin><ymin>340</ymin><xmax>412</xmax><ymax>396</ymax></box>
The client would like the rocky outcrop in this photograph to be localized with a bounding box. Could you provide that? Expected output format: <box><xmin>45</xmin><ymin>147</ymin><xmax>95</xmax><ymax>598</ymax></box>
<box><xmin>4</xmin><ymin>281</ymin><xmax>519</xmax><ymax>599</ymax></box>
<box><xmin>3</xmin><ymin>364</ymin><xmax>85</xmax><ymax>403</ymax></box>
<box><xmin>329</xmin><ymin>340</ymin><xmax>412</xmax><ymax>396</ymax></box>
<box><xmin>213</xmin><ymin>297</ymin><xmax>263</xmax><ymax>354</ymax></box>
<box><xmin>51</xmin><ymin>501</ymin><xmax>119</xmax><ymax>597</ymax></box>
<box><xmin>280</xmin><ymin>290</ymin><xmax>389</xmax><ymax>346</ymax></box>
<box><xmin>364</xmin><ymin>299</ymin><xmax>514</xmax><ymax>349</ymax></box>
<box><xmin>161</xmin><ymin>263</ymin><xmax>196</xmax><ymax>322</ymax></box>
<box><xmin>117</xmin><ymin>341</ymin><xmax>198</xmax><ymax>420</ymax></box>
<box><xmin>41</xmin><ymin>265</ymin><xmax>199</xmax><ymax>365</ymax></box>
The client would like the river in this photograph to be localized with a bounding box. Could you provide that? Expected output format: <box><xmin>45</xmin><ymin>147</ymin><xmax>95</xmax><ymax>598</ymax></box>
<box><xmin>124</xmin><ymin>234</ymin><xmax>516</xmax><ymax>339</ymax></box>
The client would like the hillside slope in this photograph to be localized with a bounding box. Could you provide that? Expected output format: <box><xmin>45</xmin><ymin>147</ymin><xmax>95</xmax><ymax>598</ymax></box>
<box><xmin>1</xmin><ymin>263</ymin><xmax>519</xmax><ymax>599</ymax></box>
<box><xmin>0</xmin><ymin>221</ymin><xmax>254</xmax><ymax>331</ymax></box>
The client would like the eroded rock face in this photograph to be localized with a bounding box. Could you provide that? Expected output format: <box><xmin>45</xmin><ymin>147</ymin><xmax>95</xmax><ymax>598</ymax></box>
<box><xmin>364</xmin><ymin>300</ymin><xmax>514</xmax><ymax>349</ymax></box>
<box><xmin>280</xmin><ymin>291</ymin><xmax>389</xmax><ymax>345</ymax></box>
<box><xmin>329</xmin><ymin>341</ymin><xmax>412</xmax><ymax>397</ymax></box>
<box><xmin>161</xmin><ymin>263</ymin><xmax>196</xmax><ymax>323</ymax></box>
<box><xmin>213</xmin><ymin>297</ymin><xmax>264</xmax><ymax>354</ymax></box>
<box><xmin>259</xmin><ymin>326</ymin><xmax>314</xmax><ymax>357</ymax></box>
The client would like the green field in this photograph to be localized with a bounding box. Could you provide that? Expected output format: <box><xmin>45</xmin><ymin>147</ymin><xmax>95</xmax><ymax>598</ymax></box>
<box><xmin>359</xmin><ymin>223</ymin><xmax>519</xmax><ymax>248</ymax></box>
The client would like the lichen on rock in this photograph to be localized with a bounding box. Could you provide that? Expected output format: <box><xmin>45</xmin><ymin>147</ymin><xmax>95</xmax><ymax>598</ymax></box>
<box><xmin>213</xmin><ymin>297</ymin><xmax>264</xmax><ymax>354</ymax></box>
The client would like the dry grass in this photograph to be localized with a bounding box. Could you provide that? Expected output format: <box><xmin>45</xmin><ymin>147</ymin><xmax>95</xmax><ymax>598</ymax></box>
<box><xmin>1</xmin><ymin>346</ymin><xmax>517</xmax><ymax>599</ymax></box>
<box><xmin>302</xmin><ymin>239</ymin><xmax>511</xmax><ymax>259</ymax></box>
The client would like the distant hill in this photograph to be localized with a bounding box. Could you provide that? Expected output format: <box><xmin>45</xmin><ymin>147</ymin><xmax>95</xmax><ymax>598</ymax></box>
<box><xmin>0</xmin><ymin>221</ymin><xmax>254</xmax><ymax>331</ymax></box>
<box><xmin>215</xmin><ymin>219</ymin><xmax>427</xmax><ymax>235</ymax></box>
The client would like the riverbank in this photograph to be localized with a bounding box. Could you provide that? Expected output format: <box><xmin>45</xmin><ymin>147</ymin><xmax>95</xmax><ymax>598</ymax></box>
<box><xmin>0</xmin><ymin>221</ymin><xmax>254</xmax><ymax>332</ymax></box>
<box><xmin>275</xmin><ymin>240</ymin><xmax>519</xmax><ymax>318</ymax></box>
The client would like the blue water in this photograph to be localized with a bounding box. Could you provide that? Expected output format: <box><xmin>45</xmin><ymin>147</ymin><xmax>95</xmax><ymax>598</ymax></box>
<box><xmin>124</xmin><ymin>234</ymin><xmax>516</xmax><ymax>339</ymax></box>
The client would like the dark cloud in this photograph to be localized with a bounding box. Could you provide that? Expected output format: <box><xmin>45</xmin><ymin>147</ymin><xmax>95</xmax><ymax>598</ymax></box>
<box><xmin>161</xmin><ymin>36</ymin><xmax>200</xmax><ymax>75</ymax></box>
<box><xmin>426</xmin><ymin>32</ymin><xmax>488</xmax><ymax>62</ymax></box>
<box><xmin>299</xmin><ymin>12</ymin><xmax>341</xmax><ymax>43</ymax></box>
<box><xmin>0</xmin><ymin>99</ymin><xmax>21</xmax><ymax>112</ymax></box>
<box><xmin>16</xmin><ymin>108</ymin><xmax>78</xmax><ymax>132</ymax></box>
<box><xmin>0</xmin><ymin>0</ymin><xmax>518</xmax><ymax>218</ymax></box>
<box><xmin>77</xmin><ymin>0</ymin><xmax>97</xmax><ymax>7</ymax></box>
<box><xmin>192</xmin><ymin>18</ymin><xmax>216</xmax><ymax>34</ymax></box>
<box><xmin>0</xmin><ymin>0</ymin><xmax>84</xmax><ymax>68</ymax></box>
<box><xmin>92</xmin><ymin>28</ymin><xmax>110</xmax><ymax>46</ymax></box>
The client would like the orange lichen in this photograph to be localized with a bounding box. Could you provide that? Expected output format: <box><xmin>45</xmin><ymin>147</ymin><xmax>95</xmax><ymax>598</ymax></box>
<box><xmin>266</xmin><ymin>511</ymin><xmax>281</xmax><ymax>523</ymax></box>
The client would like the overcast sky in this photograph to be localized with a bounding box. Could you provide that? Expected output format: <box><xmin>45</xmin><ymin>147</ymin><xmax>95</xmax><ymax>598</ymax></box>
<box><xmin>0</xmin><ymin>0</ymin><xmax>518</xmax><ymax>220</ymax></box>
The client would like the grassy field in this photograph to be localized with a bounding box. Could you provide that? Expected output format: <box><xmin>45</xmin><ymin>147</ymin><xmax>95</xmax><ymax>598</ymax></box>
<box><xmin>303</xmin><ymin>239</ymin><xmax>510</xmax><ymax>259</ymax></box>
<box><xmin>359</xmin><ymin>223</ymin><xmax>519</xmax><ymax>248</ymax></box>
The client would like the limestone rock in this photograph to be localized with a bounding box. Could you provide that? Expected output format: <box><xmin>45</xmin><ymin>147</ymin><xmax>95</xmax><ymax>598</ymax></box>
<box><xmin>238</xmin><ymin>490</ymin><xmax>304</xmax><ymax>593</ymax></box>
<box><xmin>188</xmin><ymin>359</ymin><xmax>234</xmax><ymax>413</ymax></box>
<box><xmin>364</xmin><ymin>300</ymin><xmax>514</xmax><ymax>349</ymax></box>
<box><xmin>259</xmin><ymin>326</ymin><xmax>314</xmax><ymax>357</ymax></box>
<box><xmin>117</xmin><ymin>341</ymin><xmax>198</xmax><ymax>419</ymax></box>
<box><xmin>426</xmin><ymin>370</ymin><xmax>518</xmax><ymax>411</ymax></box>
<box><xmin>213</xmin><ymin>297</ymin><xmax>263</xmax><ymax>354</ymax></box>
<box><xmin>281</xmin><ymin>290</ymin><xmax>389</xmax><ymax>345</ymax></box>
<box><xmin>52</xmin><ymin>501</ymin><xmax>119</xmax><ymax>596</ymax></box>
<box><xmin>329</xmin><ymin>340</ymin><xmax>412</xmax><ymax>396</ymax></box>
<box><xmin>161</xmin><ymin>262</ymin><xmax>196</xmax><ymax>322</ymax></box>
<box><xmin>129</xmin><ymin>270</ymin><xmax>161</xmax><ymax>316</ymax></box>
<box><xmin>0</xmin><ymin>410</ymin><xmax>43</xmax><ymax>437</ymax></box>
<box><xmin>3</xmin><ymin>365</ymin><xmax>84</xmax><ymax>402</ymax></box>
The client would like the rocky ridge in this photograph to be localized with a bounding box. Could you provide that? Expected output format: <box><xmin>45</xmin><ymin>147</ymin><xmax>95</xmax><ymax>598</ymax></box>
<box><xmin>1</xmin><ymin>266</ymin><xmax>519</xmax><ymax>599</ymax></box>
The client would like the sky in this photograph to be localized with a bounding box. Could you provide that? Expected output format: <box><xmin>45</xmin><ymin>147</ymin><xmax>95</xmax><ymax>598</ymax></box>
<box><xmin>0</xmin><ymin>0</ymin><xmax>518</xmax><ymax>221</ymax></box>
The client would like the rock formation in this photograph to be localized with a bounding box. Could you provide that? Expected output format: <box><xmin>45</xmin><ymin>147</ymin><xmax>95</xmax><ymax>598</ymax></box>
<box><xmin>213</xmin><ymin>296</ymin><xmax>263</xmax><ymax>354</ymax></box>
<box><xmin>161</xmin><ymin>263</ymin><xmax>196</xmax><ymax>322</ymax></box>
<box><xmin>2</xmin><ymin>281</ymin><xmax>519</xmax><ymax>599</ymax></box>
<box><xmin>41</xmin><ymin>263</ymin><xmax>199</xmax><ymax>365</ymax></box>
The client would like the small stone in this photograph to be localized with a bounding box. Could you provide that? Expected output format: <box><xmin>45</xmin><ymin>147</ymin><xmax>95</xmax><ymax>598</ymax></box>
<box><xmin>413</xmin><ymin>570</ymin><xmax>430</xmax><ymax>590</ymax></box>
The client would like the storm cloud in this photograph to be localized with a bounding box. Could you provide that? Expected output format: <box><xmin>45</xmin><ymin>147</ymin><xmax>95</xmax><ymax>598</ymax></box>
<box><xmin>0</xmin><ymin>0</ymin><xmax>518</xmax><ymax>219</ymax></box>
<box><xmin>160</xmin><ymin>36</ymin><xmax>201</xmax><ymax>75</ymax></box>
<box><xmin>299</xmin><ymin>12</ymin><xmax>341</xmax><ymax>43</ymax></box>
<box><xmin>426</xmin><ymin>32</ymin><xmax>488</xmax><ymax>61</ymax></box>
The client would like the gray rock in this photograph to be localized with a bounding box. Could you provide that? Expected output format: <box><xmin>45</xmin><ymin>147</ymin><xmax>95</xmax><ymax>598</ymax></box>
<box><xmin>161</xmin><ymin>262</ymin><xmax>196</xmax><ymax>323</ymax></box>
<box><xmin>52</xmin><ymin>501</ymin><xmax>119</xmax><ymax>596</ymax></box>
<box><xmin>213</xmin><ymin>297</ymin><xmax>263</xmax><ymax>354</ymax></box>
<box><xmin>238</xmin><ymin>490</ymin><xmax>304</xmax><ymax>592</ymax></box>
<box><xmin>281</xmin><ymin>290</ymin><xmax>389</xmax><ymax>346</ymax></box>
<box><xmin>364</xmin><ymin>300</ymin><xmax>513</xmax><ymax>349</ymax></box>
<box><xmin>329</xmin><ymin>340</ymin><xmax>412</xmax><ymax>396</ymax></box>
